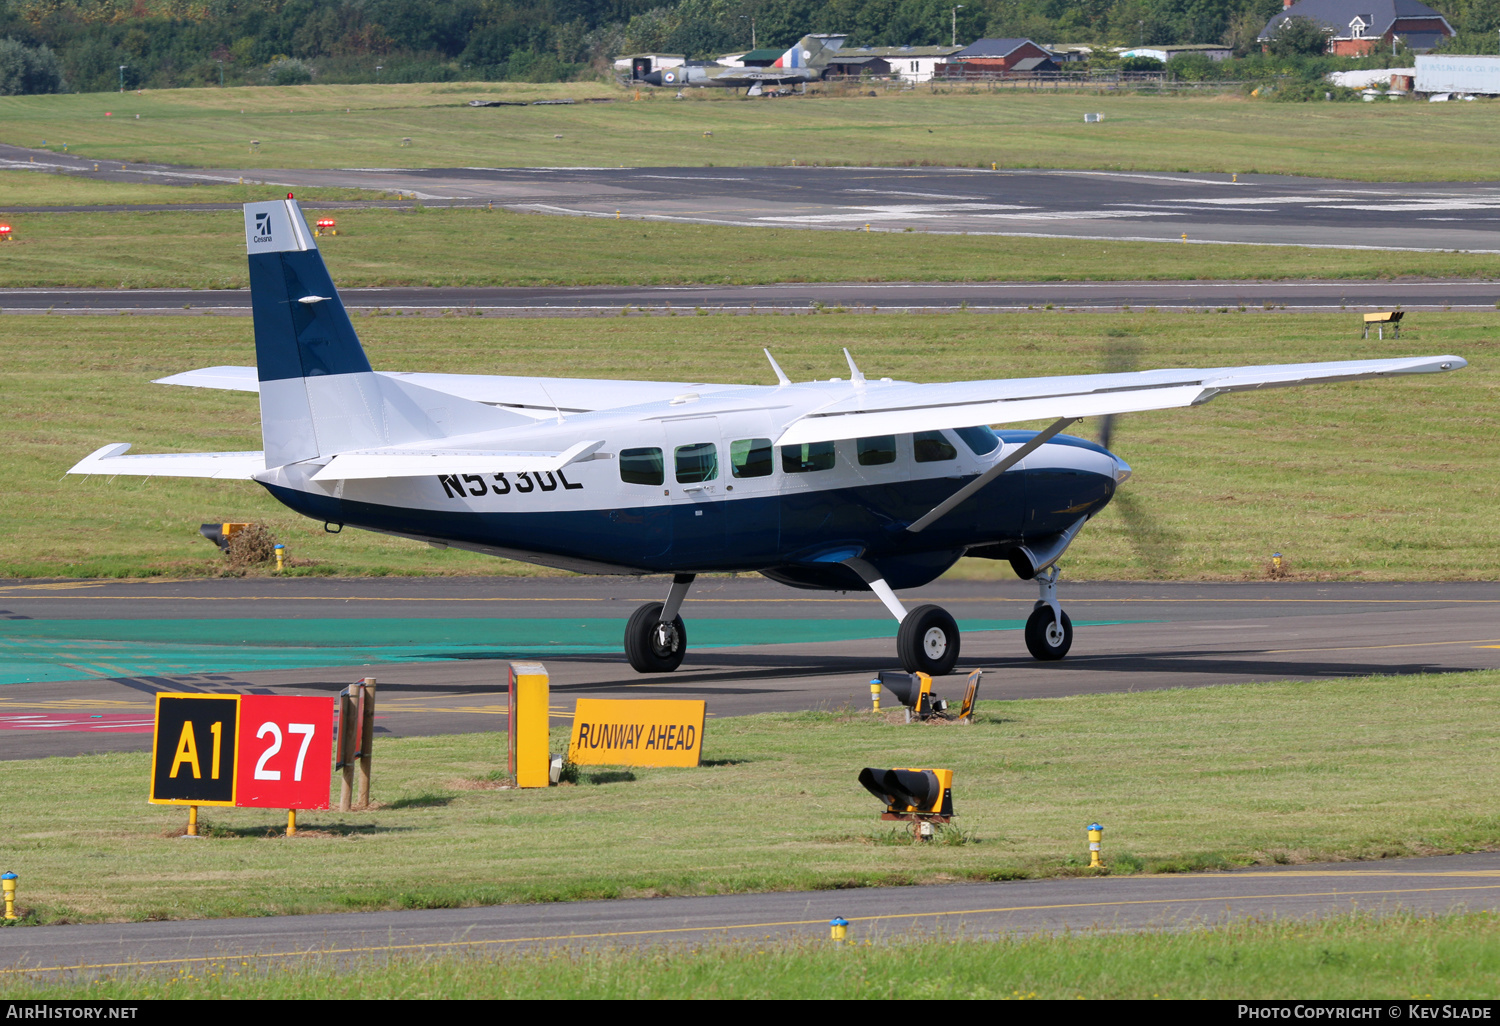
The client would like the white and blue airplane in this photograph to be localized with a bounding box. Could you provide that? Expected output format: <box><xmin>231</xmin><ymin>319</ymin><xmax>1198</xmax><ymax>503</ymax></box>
<box><xmin>70</xmin><ymin>198</ymin><xmax>1466</xmax><ymax>675</ymax></box>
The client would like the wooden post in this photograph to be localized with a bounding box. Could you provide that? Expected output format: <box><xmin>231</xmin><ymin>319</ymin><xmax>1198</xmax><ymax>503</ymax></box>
<box><xmin>357</xmin><ymin>677</ymin><xmax>376</xmax><ymax>808</ymax></box>
<box><xmin>337</xmin><ymin>683</ymin><xmax>358</xmax><ymax>811</ymax></box>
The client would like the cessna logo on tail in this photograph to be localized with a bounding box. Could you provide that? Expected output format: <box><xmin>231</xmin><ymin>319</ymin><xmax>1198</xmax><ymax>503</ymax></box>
<box><xmin>253</xmin><ymin>211</ymin><xmax>272</xmax><ymax>243</ymax></box>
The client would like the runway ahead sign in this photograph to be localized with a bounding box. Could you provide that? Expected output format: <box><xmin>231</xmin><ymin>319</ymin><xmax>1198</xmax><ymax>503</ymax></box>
<box><xmin>567</xmin><ymin>698</ymin><xmax>705</xmax><ymax>768</ymax></box>
<box><xmin>150</xmin><ymin>693</ymin><xmax>334</xmax><ymax>810</ymax></box>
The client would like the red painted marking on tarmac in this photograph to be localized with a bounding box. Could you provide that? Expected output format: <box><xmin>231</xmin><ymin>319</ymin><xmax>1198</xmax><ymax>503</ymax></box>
<box><xmin>0</xmin><ymin>713</ymin><xmax>155</xmax><ymax>733</ymax></box>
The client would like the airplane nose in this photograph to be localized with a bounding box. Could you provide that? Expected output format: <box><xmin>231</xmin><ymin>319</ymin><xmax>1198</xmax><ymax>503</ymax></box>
<box><xmin>643</xmin><ymin>71</ymin><xmax>662</xmax><ymax>86</ymax></box>
<box><xmin>1112</xmin><ymin>455</ymin><xmax>1132</xmax><ymax>484</ymax></box>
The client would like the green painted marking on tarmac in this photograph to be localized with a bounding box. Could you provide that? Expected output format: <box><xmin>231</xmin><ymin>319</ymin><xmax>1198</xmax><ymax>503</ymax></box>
<box><xmin>0</xmin><ymin>617</ymin><xmax>1148</xmax><ymax>685</ymax></box>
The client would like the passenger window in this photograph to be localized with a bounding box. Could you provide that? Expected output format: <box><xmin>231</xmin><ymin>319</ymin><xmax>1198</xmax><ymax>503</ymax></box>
<box><xmin>857</xmin><ymin>435</ymin><xmax>897</xmax><ymax>466</ymax></box>
<box><xmin>675</xmin><ymin>442</ymin><xmax>718</xmax><ymax>483</ymax></box>
<box><xmin>731</xmin><ymin>438</ymin><xmax>773</xmax><ymax>478</ymax></box>
<box><xmin>954</xmin><ymin>425</ymin><xmax>1000</xmax><ymax>455</ymax></box>
<box><xmin>620</xmin><ymin>447</ymin><xmax>664</xmax><ymax>486</ymax></box>
<box><xmin>913</xmin><ymin>431</ymin><xmax>958</xmax><ymax>463</ymax></box>
<box><xmin>781</xmin><ymin>441</ymin><xmax>836</xmax><ymax>473</ymax></box>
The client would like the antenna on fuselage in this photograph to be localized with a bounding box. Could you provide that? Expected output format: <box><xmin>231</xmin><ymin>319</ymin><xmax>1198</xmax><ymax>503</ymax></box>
<box><xmin>843</xmin><ymin>348</ymin><xmax>866</xmax><ymax>386</ymax></box>
<box><xmin>764</xmin><ymin>348</ymin><xmax>791</xmax><ymax>387</ymax></box>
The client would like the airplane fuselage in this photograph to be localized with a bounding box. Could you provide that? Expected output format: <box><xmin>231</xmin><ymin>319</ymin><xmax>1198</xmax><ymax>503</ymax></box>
<box><xmin>252</xmin><ymin>380</ymin><xmax>1127</xmax><ymax>588</ymax></box>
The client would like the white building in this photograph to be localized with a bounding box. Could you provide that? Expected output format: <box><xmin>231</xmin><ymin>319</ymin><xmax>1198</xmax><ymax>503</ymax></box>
<box><xmin>833</xmin><ymin>45</ymin><xmax>962</xmax><ymax>82</ymax></box>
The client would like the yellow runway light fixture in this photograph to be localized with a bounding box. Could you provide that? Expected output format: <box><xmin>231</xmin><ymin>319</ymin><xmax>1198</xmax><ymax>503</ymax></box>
<box><xmin>2</xmin><ymin>872</ymin><xmax>16</xmax><ymax>920</ymax></box>
<box><xmin>1088</xmin><ymin>822</ymin><xmax>1104</xmax><ymax>868</ymax></box>
<box><xmin>875</xmin><ymin>668</ymin><xmax>981</xmax><ymax>722</ymax></box>
<box><xmin>199</xmin><ymin>522</ymin><xmax>251</xmax><ymax>552</ymax></box>
<box><xmin>858</xmin><ymin>767</ymin><xmax>954</xmax><ymax>839</ymax></box>
<box><xmin>829</xmin><ymin>916</ymin><xmax>849</xmax><ymax>942</ymax></box>
<box><xmin>876</xmin><ymin>669</ymin><xmax>937</xmax><ymax>721</ymax></box>
<box><xmin>274</xmin><ymin>543</ymin><xmax>285</xmax><ymax>572</ymax></box>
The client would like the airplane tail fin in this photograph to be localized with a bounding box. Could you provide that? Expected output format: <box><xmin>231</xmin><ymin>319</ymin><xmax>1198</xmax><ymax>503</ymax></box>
<box><xmin>245</xmin><ymin>197</ymin><xmax>523</xmax><ymax>469</ymax></box>
<box><xmin>772</xmin><ymin>33</ymin><xmax>846</xmax><ymax>69</ymax></box>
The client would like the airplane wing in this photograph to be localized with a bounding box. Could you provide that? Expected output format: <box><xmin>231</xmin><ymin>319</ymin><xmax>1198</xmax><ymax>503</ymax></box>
<box><xmin>154</xmin><ymin>366</ymin><xmax>744</xmax><ymax>415</ymax></box>
<box><xmin>773</xmin><ymin>355</ymin><xmax>1467</xmax><ymax>446</ymax></box>
<box><xmin>69</xmin><ymin>443</ymin><xmax>264</xmax><ymax>479</ymax></box>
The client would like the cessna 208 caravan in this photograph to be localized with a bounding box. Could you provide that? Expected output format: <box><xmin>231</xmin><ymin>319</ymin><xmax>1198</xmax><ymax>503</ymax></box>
<box><xmin>70</xmin><ymin>198</ymin><xmax>1466</xmax><ymax>675</ymax></box>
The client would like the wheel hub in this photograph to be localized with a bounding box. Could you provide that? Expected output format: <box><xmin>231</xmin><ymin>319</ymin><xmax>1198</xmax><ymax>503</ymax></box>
<box><xmin>651</xmin><ymin>621</ymin><xmax>679</xmax><ymax>657</ymax></box>
<box><xmin>1045</xmin><ymin>620</ymin><xmax>1065</xmax><ymax>646</ymax></box>
<box><xmin>922</xmin><ymin>627</ymin><xmax>948</xmax><ymax>659</ymax></box>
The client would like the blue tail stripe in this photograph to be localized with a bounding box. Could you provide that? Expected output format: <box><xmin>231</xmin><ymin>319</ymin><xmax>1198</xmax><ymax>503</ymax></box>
<box><xmin>249</xmin><ymin>249</ymin><xmax>372</xmax><ymax>383</ymax></box>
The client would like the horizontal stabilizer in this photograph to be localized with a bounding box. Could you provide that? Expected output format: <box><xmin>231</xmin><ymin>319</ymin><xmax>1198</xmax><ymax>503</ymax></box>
<box><xmin>68</xmin><ymin>443</ymin><xmax>264</xmax><ymax>479</ymax></box>
<box><xmin>310</xmin><ymin>439</ymin><xmax>606</xmax><ymax>481</ymax></box>
<box><xmin>154</xmin><ymin>366</ymin><xmax>261</xmax><ymax>392</ymax></box>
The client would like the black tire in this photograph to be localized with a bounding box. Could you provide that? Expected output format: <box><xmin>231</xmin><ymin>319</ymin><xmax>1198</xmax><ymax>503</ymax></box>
<box><xmin>1025</xmin><ymin>605</ymin><xmax>1073</xmax><ymax>661</ymax></box>
<box><xmin>896</xmin><ymin>604</ymin><xmax>961</xmax><ymax>677</ymax></box>
<box><xmin>624</xmin><ymin>601</ymin><xmax>687</xmax><ymax>673</ymax></box>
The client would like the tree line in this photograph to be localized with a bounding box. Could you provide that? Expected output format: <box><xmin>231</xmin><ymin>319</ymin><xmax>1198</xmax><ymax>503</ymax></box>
<box><xmin>0</xmin><ymin>0</ymin><xmax>1496</xmax><ymax>95</ymax></box>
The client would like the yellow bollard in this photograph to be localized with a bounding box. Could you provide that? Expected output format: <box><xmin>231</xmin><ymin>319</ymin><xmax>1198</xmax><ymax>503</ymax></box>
<box><xmin>287</xmin><ymin>810</ymin><xmax>297</xmax><ymax>837</ymax></box>
<box><xmin>93</xmin><ymin>163</ymin><xmax>99</xmax><ymax>171</ymax></box>
<box><xmin>1272</xmin><ymin>552</ymin><xmax>1283</xmax><ymax>571</ymax></box>
<box><xmin>616</xmin><ymin>210</ymin><xmax>621</xmax><ymax>219</ymax></box>
<box><xmin>274</xmin><ymin>543</ymin><xmax>285</xmax><ymax>572</ymax></box>
<box><xmin>991</xmin><ymin>162</ymin><xmax>997</xmax><ymax>170</ymax></box>
<box><xmin>829</xmin><ymin>916</ymin><xmax>848</xmax><ymax>941</ymax></box>
<box><xmin>1232</xmin><ymin>173</ymin><xmax>1238</xmax><ymax>182</ymax></box>
<box><xmin>2</xmin><ymin>872</ymin><xmax>16</xmax><ymax>920</ymax></box>
<box><xmin>187</xmin><ymin>805</ymin><xmax>199</xmax><ymax>837</ymax></box>
<box><xmin>1087</xmin><ymin>822</ymin><xmax>1104</xmax><ymax>868</ymax></box>
<box><xmin>1181</xmin><ymin>233</ymin><xmax>1187</xmax><ymax>243</ymax></box>
<box><xmin>869</xmin><ymin>679</ymin><xmax>881</xmax><ymax>712</ymax></box>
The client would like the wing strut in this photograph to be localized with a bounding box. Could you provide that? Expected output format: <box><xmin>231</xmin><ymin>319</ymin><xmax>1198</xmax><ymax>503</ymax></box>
<box><xmin>907</xmin><ymin>418</ymin><xmax>1078</xmax><ymax>534</ymax></box>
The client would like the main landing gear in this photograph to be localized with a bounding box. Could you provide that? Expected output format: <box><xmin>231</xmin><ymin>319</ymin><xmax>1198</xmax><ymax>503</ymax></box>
<box><xmin>841</xmin><ymin>557</ymin><xmax>962</xmax><ymax>677</ymax></box>
<box><xmin>1023</xmin><ymin>565</ymin><xmax>1073</xmax><ymax>660</ymax></box>
<box><xmin>625</xmin><ymin>573</ymin><xmax>694</xmax><ymax>673</ymax></box>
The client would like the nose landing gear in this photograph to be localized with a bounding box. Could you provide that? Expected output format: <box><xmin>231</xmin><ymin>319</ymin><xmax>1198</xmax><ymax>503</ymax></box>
<box><xmin>625</xmin><ymin>573</ymin><xmax>694</xmax><ymax>672</ymax></box>
<box><xmin>1024</xmin><ymin>565</ymin><xmax>1073</xmax><ymax>660</ymax></box>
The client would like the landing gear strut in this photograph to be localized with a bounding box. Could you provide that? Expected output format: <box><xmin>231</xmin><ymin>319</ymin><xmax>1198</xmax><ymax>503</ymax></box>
<box><xmin>625</xmin><ymin>574</ymin><xmax>694</xmax><ymax>673</ymax></box>
<box><xmin>842</xmin><ymin>556</ymin><xmax>961</xmax><ymax>677</ymax></box>
<box><xmin>1024</xmin><ymin>565</ymin><xmax>1073</xmax><ymax>661</ymax></box>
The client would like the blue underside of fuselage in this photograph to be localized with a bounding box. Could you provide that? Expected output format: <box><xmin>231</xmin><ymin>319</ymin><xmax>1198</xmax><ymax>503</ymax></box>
<box><xmin>263</xmin><ymin>454</ymin><xmax>1117</xmax><ymax>589</ymax></box>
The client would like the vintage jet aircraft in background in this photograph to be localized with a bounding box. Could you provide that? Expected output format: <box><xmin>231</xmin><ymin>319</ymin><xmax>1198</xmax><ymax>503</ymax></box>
<box><xmin>70</xmin><ymin>198</ymin><xmax>1466</xmax><ymax>676</ymax></box>
<box><xmin>635</xmin><ymin>34</ymin><xmax>845</xmax><ymax>93</ymax></box>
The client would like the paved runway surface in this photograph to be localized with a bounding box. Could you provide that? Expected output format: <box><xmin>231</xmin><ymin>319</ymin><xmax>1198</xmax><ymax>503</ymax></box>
<box><xmin>6</xmin><ymin>141</ymin><xmax>1500</xmax><ymax>251</ymax></box>
<box><xmin>2</xmin><ymin>578</ymin><xmax>1497</xmax><ymax>760</ymax></box>
<box><xmin>5</xmin><ymin>277</ymin><xmax>1500</xmax><ymax>316</ymax></box>
<box><xmin>2</xmin><ymin>851</ymin><xmax>1497</xmax><ymax>975</ymax></box>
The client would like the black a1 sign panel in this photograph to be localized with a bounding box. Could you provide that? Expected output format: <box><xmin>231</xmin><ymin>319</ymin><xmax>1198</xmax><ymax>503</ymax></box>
<box><xmin>151</xmin><ymin>694</ymin><xmax>240</xmax><ymax>806</ymax></box>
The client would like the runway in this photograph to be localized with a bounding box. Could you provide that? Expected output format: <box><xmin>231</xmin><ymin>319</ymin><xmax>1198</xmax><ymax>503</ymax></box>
<box><xmin>2</xmin><ymin>850</ymin><xmax>1497</xmax><ymax>975</ymax></box>
<box><xmin>2</xmin><ymin>578</ymin><xmax>1497</xmax><ymax>760</ymax></box>
<box><xmin>6</xmin><ymin>141</ymin><xmax>1500</xmax><ymax>252</ymax></box>
<box><xmin>5</xmin><ymin>277</ymin><xmax>1500</xmax><ymax>316</ymax></box>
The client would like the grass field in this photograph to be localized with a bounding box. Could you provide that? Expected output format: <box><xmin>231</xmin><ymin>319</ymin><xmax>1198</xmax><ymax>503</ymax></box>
<box><xmin>1</xmin><ymin>671</ymin><xmax>1497</xmax><ymax>926</ymax></box>
<box><xmin>1</xmin><ymin>309</ymin><xmax>1492</xmax><ymax>581</ymax></box>
<box><xmin>0</xmin><ymin>169</ymin><xmax>382</xmax><ymax>208</ymax></box>
<box><xmin>3</xmin><ymin>82</ymin><xmax>1500</xmax><ymax>181</ymax></box>
<box><xmin>6</xmin><ymin>913</ymin><xmax>1499</xmax><ymax>998</ymax></box>
<box><xmin>3</xmin><ymin>202</ymin><xmax>1500</xmax><ymax>289</ymax></box>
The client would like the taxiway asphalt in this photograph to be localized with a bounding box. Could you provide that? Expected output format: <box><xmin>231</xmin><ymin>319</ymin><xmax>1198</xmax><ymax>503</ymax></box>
<box><xmin>6</xmin><ymin>142</ymin><xmax>1500</xmax><ymax>252</ymax></box>
<box><xmin>1</xmin><ymin>850</ymin><xmax>1497</xmax><ymax>975</ymax></box>
<box><xmin>4</xmin><ymin>277</ymin><xmax>1500</xmax><ymax>316</ymax></box>
<box><xmin>2</xmin><ymin>578</ymin><xmax>1497</xmax><ymax>760</ymax></box>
